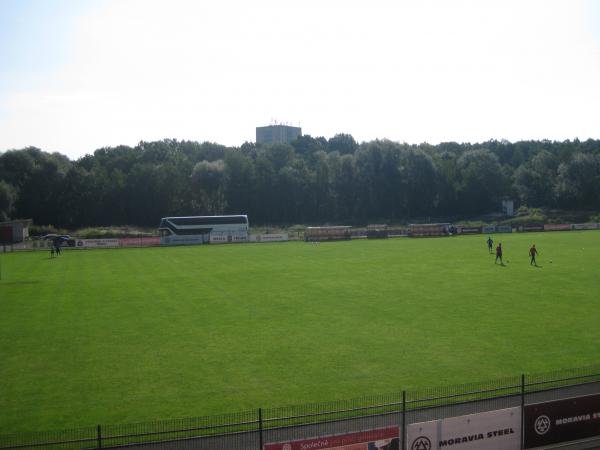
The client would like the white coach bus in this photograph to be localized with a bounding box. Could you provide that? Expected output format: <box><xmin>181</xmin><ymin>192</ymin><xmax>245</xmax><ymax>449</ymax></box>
<box><xmin>158</xmin><ymin>215</ymin><xmax>249</xmax><ymax>245</ymax></box>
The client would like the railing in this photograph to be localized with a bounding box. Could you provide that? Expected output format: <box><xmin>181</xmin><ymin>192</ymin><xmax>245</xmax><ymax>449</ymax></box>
<box><xmin>1</xmin><ymin>364</ymin><xmax>599</xmax><ymax>450</ymax></box>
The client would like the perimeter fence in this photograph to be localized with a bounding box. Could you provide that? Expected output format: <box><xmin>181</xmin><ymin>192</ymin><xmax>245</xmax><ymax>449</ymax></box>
<box><xmin>2</xmin><ymin>364</ymin><xmax>600</xmax><ymax>450</ymax></box>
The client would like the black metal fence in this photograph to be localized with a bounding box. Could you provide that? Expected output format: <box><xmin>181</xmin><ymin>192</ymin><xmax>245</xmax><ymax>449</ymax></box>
<box><xmin>1</xmin><ymin>364</ymin><xmax>600</xmax><ymax>450</ymax></box>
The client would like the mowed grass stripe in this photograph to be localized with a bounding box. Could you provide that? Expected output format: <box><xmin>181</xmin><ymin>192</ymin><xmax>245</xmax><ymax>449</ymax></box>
<box><xmin>0</xmin><ymin>231</ymin><xmax>599</xmax><ymax>432</ymax></box>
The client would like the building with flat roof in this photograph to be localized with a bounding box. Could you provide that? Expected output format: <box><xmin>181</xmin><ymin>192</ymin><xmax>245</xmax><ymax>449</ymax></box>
<box><xmin>0</xmin><ymin>219</ymin><xmax>32</xmax><ymax>244</ymax></box>
<box><xmin>256</xmin><ymin>124</ymin><xmax>302</xmax><ymax>144</ymax></box>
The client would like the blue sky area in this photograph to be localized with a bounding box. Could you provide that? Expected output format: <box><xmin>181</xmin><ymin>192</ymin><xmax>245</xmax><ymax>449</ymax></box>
<box><xmin>0</xmin><ymin>0</ymin><xmax>92</xmax><ymax>94</ymax></box>
<box><xmin>1</xmin><ymin>0</ymin><xmax>599</xmax><ymax>158</ymax></box>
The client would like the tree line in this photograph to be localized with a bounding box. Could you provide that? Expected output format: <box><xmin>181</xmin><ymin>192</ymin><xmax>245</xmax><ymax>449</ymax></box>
<box><xmin>1</xmin><ymin>135</ymin><xmax>599</xmax><ymax>228</ymax></box>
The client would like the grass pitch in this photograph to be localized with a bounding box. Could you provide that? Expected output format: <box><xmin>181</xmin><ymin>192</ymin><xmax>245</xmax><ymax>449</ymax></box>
<box><xmin>1</xmin><ymin>231</ymin><xmax>599</xmax><ymax>432</ymax></box>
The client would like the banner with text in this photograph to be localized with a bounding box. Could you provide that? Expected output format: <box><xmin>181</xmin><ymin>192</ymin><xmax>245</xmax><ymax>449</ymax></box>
<box><xmin>407</xmin><ymin>407</ymin><xmax>520</xmax><ymax>450</ymax></box>
<box><xmin>524</xmin><ymin>393</ymin><xmax>600</xmax><ymax>449</ymax></box>
<box><xmin>571</xmin><ymin>223</ymin><xmax>599</xmax><ymax>230</ymax></box>
<box><xmin>210</xmin><ymin>234</ymin><xmax>248</xmax><ymax>244</ymax></box>
<box><xmin>161</xmin><ymin>235</ymin><xmax>206</xmax><ymax>245</ymax></box>
<box><xmin>264</xmin><ymin>426</ymin><xmax>399</xmax><ymax>450</ymax></box>
<box><xmin>458</xmin><ymin>226</ymin><xmax>481</xmax><ymax>234</ymax></box>
<box><xmin>250</xmin><ymin>234</ymin><xmax>289</xmax><ymax>243</ymax></box>
<box><xmin>76</xmin><ymin>239</ymin><xmax>120</xmax><ymax>248</ymax></box>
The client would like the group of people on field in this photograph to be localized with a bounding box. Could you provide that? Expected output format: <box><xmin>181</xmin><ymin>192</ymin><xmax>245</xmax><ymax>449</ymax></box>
<box><xmin>50</xmin><ymin>242</ymin><xmax>62</xmax><ymax>258</ymax></box>
<box><xmin>486</xmin><ymin>237</ymin><xmax>538</xmax><ymax>266</ymax></box>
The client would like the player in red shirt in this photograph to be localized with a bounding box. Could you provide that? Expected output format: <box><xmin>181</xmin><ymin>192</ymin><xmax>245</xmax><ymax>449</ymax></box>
<box><xmin>495</xmin><ymin>243</ymin><xmax>503</xmax><ymax>265</ymax></box>
<box><xmin>529</xmin><ymin>244</ymin><xmax>538</xmax><ymax>266</ymax></box>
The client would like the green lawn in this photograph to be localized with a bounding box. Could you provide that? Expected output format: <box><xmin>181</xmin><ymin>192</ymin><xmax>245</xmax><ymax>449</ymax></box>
<box><xmin>1</xmin><ymin>231</ymin><xmax>599</xmax><ymax>433</ymax></box>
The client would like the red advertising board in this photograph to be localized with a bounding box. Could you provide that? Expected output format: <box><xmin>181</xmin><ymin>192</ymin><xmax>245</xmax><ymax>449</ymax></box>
<box><xmin>264</xmin><ymin>426</ymin><xmax>399</xmax><ymax>450</ymax></box>
<box><xmin>544</xmin><ymin>224</ymin><xmax>571</xmax><ymax>231</ymax></box>
<box><xmin>119</xmin><ymin>237</ymin><xmax>161</xmax><ymax>247</ymax></box>
<box><xmin>0</xmin><ymin>226</ymin><xmax>12</xmax><ymax>244</ymax></box>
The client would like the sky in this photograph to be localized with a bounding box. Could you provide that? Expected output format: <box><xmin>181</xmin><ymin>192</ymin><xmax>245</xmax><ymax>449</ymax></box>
<box><xmin>1</xmin><ymin>0</ymin><xmax>599</xmax><ymax>160</ymax></box>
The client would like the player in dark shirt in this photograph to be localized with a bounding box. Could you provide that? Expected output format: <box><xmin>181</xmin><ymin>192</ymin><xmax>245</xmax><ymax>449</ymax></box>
<box><xmin>487</xmin><ymin>237</ymin><xmax>493</xmax><ymax>254</ymax></box>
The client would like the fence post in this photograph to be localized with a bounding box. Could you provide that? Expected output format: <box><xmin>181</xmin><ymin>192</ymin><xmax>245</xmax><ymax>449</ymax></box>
<box><xmin>97</xmin><ymin>424</ymin><xmax>102</xmax><ymax>448</ymax></box>
<box><xmin>402</xmin><ymin>390</ymin><xmax>406</xmax><ymax>450</ymax></box>
<box><xmin>258</xmin><ymin>408</ymin><xmax>263</xmax><ymax>450</ymax></box>
<box><xmin>520</xmin><ymin>374</ymin><xmax>525</xmax><ymax>450</ymax></box>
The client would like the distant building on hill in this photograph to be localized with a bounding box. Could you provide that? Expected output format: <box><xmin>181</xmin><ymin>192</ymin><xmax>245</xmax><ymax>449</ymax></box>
<box><xmin>502</xmin><ymin>199</ymin><xmax>514</xmax><ymax>216</ymax></box>
<box><xmin>256</xmin><ymin>124</ymin><xmax>302</xmax><ymax>144</ymax></box>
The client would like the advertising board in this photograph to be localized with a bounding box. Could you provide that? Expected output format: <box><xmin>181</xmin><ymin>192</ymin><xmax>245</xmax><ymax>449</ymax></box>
<box><xmin>31</xmin><ymin>240</ymin><xmax>52</xmax><ymax>248</ymax></box>
<box><xmin>161</xmin><ymin>235</ymin><xmax>206</xmax><ymax>245</ymax></box>
<box><xmin>0</xmin><ymin>226</ymin><xmax>12</xmax><ymax>244</ymax></box>
<box><xmin>119</xmin><ymin>237</ymin><xmax>160</xmax><ymax>247</ymax></box>
<box><xmin>0</xmin><ymin>242</ymin><xmax>28</xmax><ymax>252</ymax></box>
<box><xmin>521</xmin><ymin>225</ymin><xmax>545</xmax><ymax>232</ymax></box>
<box><xmin>458</xmin><ymin>226</ymin><xmax>481</xmax><ymax>234</ymax></box>
<box><xmin>571</xmin><ymin>223</ymin><xmax>599</xmax><ymax>230</ymax></box>
<box><xmin>76</xmin><ymin>239</ymin><xmax>120</xmax><ymax>248</ymax></box>
<box><xmin>264</xmin><ymin>426</ymin><xmax>399</xmax><ymax>450</ymax></box>
<box><xmin>406</xmin><ymin>407</ymin><xmax>520</xmax><ymax>450</ymax></box>
<box><xmin>496</xmin><ymin>225</ymin><xmax>512</xmax><ymax>233</ymax></box>
<box><xmin>388</xmin><ymin>228</ymin><xmax>410</xmax><ymax>236</ymax></box>
<box><xmin>544</xmin><ymin>224</ymin><xmax>571</xmax><ymax>231</ymax></box>
<box><xmin>481</xmin><ymin>226</ymin><xmax>496</xmax><ymax>234</ymax></box>
<box><xmin>524</xmin><ymin>394</ymin><xmax>600</xmax><ymax>449</ymax></box>
<box><xmin>210</xmin><ymin>233</ymin><xmax>248</xmax><ymax>244</ymax></box>
<box><xmin>250</xmin><ymin>234</ymin><xmax>288</xmax><ymax>242</ymax></box>
<box><xmin>209</xmin><ymin>235</ymin><xmax>230</xmax><ymax>244</ymax></box>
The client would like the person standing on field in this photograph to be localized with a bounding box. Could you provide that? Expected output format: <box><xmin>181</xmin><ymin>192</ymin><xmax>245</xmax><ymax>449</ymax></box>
<box><xmin>495</xmin><ymin>243</ymin><xmax>503</xmax><ymax>265</ymax></box>
<box><xmin>529</xmin><ymin>244</ymin><xmax>538</xmax><ymax>266</ymax></box>
<box><xmin>487</xmin><ymin>236</ymin><xmax>493</xmax><ymax>254</ymax></box>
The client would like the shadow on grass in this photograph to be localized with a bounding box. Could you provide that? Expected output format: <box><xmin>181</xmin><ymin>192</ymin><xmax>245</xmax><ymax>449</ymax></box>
<box><xmin>0</xmin><ymin>280</ymin><xmax>41</xmax><ymax>286</ymax></box>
